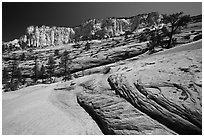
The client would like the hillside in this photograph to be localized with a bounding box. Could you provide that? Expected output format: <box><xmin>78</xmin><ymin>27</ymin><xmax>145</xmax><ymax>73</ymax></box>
<box><xmin>2</xmin><ymin>18</ymin><xmax>202</xmax><ymax>90</ymax></box>
<box><xmin>3</xmin><ymin>39</ymin><xmax>202</xmax><ymax>134</ymax></box>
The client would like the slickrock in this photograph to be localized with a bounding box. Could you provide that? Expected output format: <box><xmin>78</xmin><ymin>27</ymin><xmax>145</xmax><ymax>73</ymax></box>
<box><xmin>2</xmin><ymin>82</ymin><xmax>103</xmax><ymax>135</ymax></box>
<box><xmin>107</xmin><ymin>42</ymin><xmax>202</xmax><ymax>134</ymax></box>
<box><xmin>108</xmin><ymin>74</ymin><xmax>201</xmax><ymax>134</ymax></box>
<box><xmin>77</xmin><ymin>75</ymin><xmax>177</xmax><ymax>135</ymax></box>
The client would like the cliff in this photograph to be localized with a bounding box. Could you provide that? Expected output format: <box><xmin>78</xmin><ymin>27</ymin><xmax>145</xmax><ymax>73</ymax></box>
<box><xmin>7</xmin><ymin>12</ymin><xmax>160</xmax><ymax>48</ymax></box>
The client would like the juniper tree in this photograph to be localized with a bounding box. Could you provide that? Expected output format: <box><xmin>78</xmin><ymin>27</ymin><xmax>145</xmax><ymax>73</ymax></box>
<box><xmin>162</xmin><ymin>12</ymin><xmax>191</xmax><ymax>48</ymax></box>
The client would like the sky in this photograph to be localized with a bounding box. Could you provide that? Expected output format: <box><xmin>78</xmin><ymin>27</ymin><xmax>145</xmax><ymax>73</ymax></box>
<box><xmin>2</xmin><ymin>2</ymin><xmax>202</xmax><ymax>42</ymax></box>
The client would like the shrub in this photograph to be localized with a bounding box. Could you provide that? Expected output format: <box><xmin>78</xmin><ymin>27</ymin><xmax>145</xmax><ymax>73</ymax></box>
<box><xmin>54</xmin><ymin>49</ymin><xmax>60</xmax><ymax>56</ymax></box>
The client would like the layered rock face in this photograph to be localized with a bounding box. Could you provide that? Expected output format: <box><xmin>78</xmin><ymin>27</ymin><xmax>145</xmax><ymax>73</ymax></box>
<box><xmin>77</xmin><ymin>75</ymin><xmax>177</xmax><ymax>135</ymax></box>
<box><xmin>19</xmin><ymin>26</ymin><xmax>75</xmax><ymax>48</ymax></box>
<box><xmin>5</xmin><ymin>13</ymin><xmax>202</xmax><ymax>49</ymax></box>
<box><xmin>107</xmin><ymin>42</ymin><xmax>202</xmax><ymax>134</ymax></box>
<box><xmin>15</xmin><ymin>12</ymin><xmax>160</xmax><ymax>47</ymax></box>
<box><xmin>74</xmin><ymin>12</ymin><xmax>161</xmax><ymax>41</ymax></box>
<box><xmin>77</xmin><ymin>40</ymin><xmax>202</xmax><ymax>135</ymax></box>
<box><xmin>74</xmin><ymin>18</ymin><xmax>130</xmax><ymax>41</ymax></box>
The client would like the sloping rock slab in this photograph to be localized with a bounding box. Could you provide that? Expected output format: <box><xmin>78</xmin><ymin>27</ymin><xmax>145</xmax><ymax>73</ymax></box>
<box><xmin>107</xmin><ymin>47</ymin><xmax>202</xmax><ymax>135</ymax></box>
<box><xmin>108</xmin><ymin>74</ymin><xmax>201</xmax><ymax>135</ymax></box>
<box><xmin>77</xmin><ymin>77</ymin><xmax>176</xmax><ymax>135</ymax></box>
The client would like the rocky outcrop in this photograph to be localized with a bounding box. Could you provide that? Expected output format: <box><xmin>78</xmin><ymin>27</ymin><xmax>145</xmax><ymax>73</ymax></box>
<box><xmin>70</xmin><ymin>41</ymin><xmax>148</xmax><ymax>74</ymax></box>
<box><xmin>108</xmin><ymin>74</ymin><xmax>201</xmax><ymax>134</ymax></box>
<box><xmin>107</xmin><ymin>45</ymin><xmax>202</xmax><ymax>134</ymax></box>
<box><xmin>77</xmin><ymin>41</ymin><xmax>202</xmax><ymax>135</ymax></box>
<box><xmin>77</xmin><ymin>75</ymin><xmax>176</xmax><ymax>135</ymax></box>
<box><xmin>74</xmin><ymin>18</ymin><xmax>130</xmax><ymax>41</ymax></box>
<box><xmin>74</xmin><ymin>12</ymin><xmax>161</xmax><ymax>41</ymax></box>
<box><xmin>19</xmin><ymin>25</ymin><xmax>75</xmax><ymax>48</ymax></box>
<box><xmin>7</xmin><ymin>12</ymin><xmax>160</xmax><ymax>48</ymax></box>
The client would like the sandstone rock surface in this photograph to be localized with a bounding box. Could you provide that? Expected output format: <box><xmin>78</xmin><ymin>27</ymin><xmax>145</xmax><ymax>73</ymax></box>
<box><xmin>77</xmin><ymin>75</ymin><xmax>176</xmax><ymax>135</ymax></box>
<box><xmin>77</xmin><ymin>40</ymin><xmax>202</xmax><ymax>135</ymax></box>
<box><xmin>2</xmin><ymin>82</ymin><xmax>103</xmax><ymax>135</ymax></box>
<box><xmin>107</xmin><ymin>41</ymin><xmax>202</xmax><ymax>134</ymax></box>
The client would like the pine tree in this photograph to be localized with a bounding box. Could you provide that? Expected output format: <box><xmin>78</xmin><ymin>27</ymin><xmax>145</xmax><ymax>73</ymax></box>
<box><xmin>47</xmin><ymin>55</ymin><xmax>56</xmax><ymax>83</ymax></box>
<box><xmin>84</xmin><ymin>42</ymin><xmax>91</xmax><ymax>51</ymax></box>
<box><xmin>16</xmin><ymin>68</ymin><xmax>22</xmax><ymax>83</ymax></box>
<box><xmin>60</xmin><ymin>50</ymin><xmax>71</xmax><ymax>81</ymax></box>
<box><xmin>9</xmin><ymin>55</ymin><xmax>21</xmax><ymax>91</ymax></box>
<box><xmin>10</xmin><ymin>54</ymin><xmax>18</xmax><ymax>84</ymax></box>
<box><xmin>20</xmin><ymin>52</ymin><xmax>26</xmax><ymax>61</ymax></box>
<box><xmin>162</xmin><ymin>12</ymin><xmax>191</xmax><ymax>48</ymax></box>
<box><xmin>148</xmin><ymin>30</ymin><xmax>159</xmax><ymax>54</ymax></box>
<box><xmin>32</xmin><ymin>56</ymin><xmax>40</xmax><ymax>83</ymax></box>
<box><xmin>2</xmin><ymin>68</ymin><xmax>9</xmax><ymax>84</ymax></box>
<box><xmin>54</xmin><ymin>49</ymin><xmax>60</xmax><ymax>56</ymax></box>
<box><xmin>2</xmin><ymin>44</ymin><xmax>6</xmax><ymax>53</ymax></box>
<box><xmin>39</xmin><ymin>65</ymin><xmax>46</xmax><ymax>83</ymax></box>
